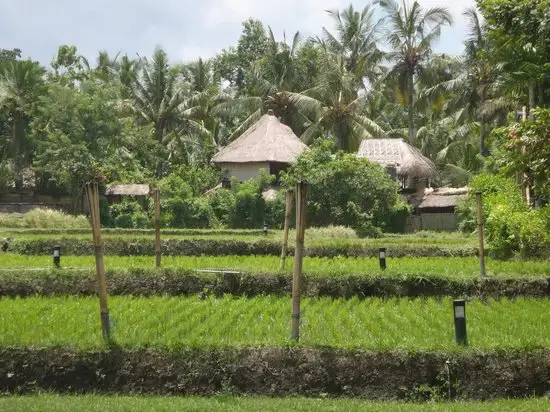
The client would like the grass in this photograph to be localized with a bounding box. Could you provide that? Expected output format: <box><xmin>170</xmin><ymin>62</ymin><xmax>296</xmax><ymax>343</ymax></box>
<box><xmin>1</xmin><ymin>254</ymin><xmax>547</xmax><ymax>279</ymax></box>
<box><xmin>0</xmin><ymin>229</ymin><xmax>476</xmax><ymax>248</ymax></box>
<box><xmin>1</xmin><ymin>395</ymin><xmax>549</xmax><ymax>412</ymax></box>
<box><xmin>0</xmin><ymin>210</ymin><xmax>89</xmax><ymax>229</ymax></box>
<box><xmin>1</xmin><ymin>296</ymin><xmax>550</xmax><ymax>350</ymax></box>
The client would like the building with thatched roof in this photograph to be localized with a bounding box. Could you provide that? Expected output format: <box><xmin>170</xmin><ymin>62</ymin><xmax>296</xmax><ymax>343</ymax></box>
<box><xmin>404</xmin><ymin>187</ymin><xmax>468</xmax><ymax>232</ymax></box>
<box><xmin>212</xmin><ymin>111</ymin><xmax>309</xmax><ymax>182</ymax></box>
<box><xmin>357</xmin><ymin>138</ymin><xmax>437</xmax><ymax>182</ymax></box>
<box><xmin>105</xmin><ymin>184</ymin><xmax>151</xmax><ymax>197</ymax></box>
<box><xmin>104</xmin><ymin>184</ymin><xmax>151</xmax><ymax>207</ymax></box>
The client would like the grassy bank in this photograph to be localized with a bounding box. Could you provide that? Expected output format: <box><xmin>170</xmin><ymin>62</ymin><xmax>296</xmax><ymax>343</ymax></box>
<box><xmin>2</xmin><ymin>395</ymin><xmax>549</xmax><ymax>411</ymax></box>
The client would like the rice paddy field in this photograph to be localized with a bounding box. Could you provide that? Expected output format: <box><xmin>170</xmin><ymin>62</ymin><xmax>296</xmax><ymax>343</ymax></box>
<box><xmin>1</xmin><ymin>225</ymin><xmax>549</xmax><ymax>407</ymax></box>
<box><xmin>0</xmin><ymin>227</ymin><xmax>477</xmax><ymax>248</ymax></box>
<box><xmin>1</xmin><ymin>254</ymin><xmax>548</xmax><ymax>279</ymax></box>
<box><xmin>1</xmin><ymin>296</ymin><xmax>549</xmax><ymax>350</ymax></box>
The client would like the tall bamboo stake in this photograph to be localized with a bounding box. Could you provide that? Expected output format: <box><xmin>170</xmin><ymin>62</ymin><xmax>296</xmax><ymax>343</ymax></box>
<box><xmin>280</xmin><ymin>189</ymin><xmax>293</xmax><ymax>272</ymax></box>
<box><xmin>291</xmin><ymin>181</ymin><xmax>308</xmax><ymax>341</ymax></box>
<box><xmin>475</xmin><ymin>191</ymin><xmax>486</xmax><ymax>278</ymax></box>
<box><xmin>86</xmin><ymin>182</ymin><xmax>110</xmax><ymax>339</ymax></box>
<box><xmin>153</xmin><ymin>188</ymin><xmax>161</xmax><ymax>268</ymax></box>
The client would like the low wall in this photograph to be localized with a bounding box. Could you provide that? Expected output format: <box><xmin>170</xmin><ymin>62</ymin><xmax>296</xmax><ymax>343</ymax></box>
<box><xmin>406</xmin><ymin>213</ymin><xmax>458</xmax><ymax>232</ymax></box>
<box><xmin>0</xmin><ymin>193</ymin><xmax>81</xmax><ymax>213</ymax></box>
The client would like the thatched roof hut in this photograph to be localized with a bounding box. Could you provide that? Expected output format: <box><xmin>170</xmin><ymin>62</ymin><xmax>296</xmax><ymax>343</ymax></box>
<box><xmin>212</xmin><ymin>111</ymin><xmax>309</xmax><ymax>182</ymax></box>
<box><xmin>357</xmin><ymin>138</ymin><xmax>437</xmax><ymax>180</ymax></box>
<box><xmin>408</xmin><ymin>187</ymin><xmax>468</xmax><ymax>210</ymax></box>
<box><xmin>105</xmin><ymin>184</ymin><xmax>151</xmax><ymax>196</ymax></box>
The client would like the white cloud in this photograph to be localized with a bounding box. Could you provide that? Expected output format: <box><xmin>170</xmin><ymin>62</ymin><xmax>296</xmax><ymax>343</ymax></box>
<box><xmin>0</xmin><ymin>0</ymin><xmax>478</xmax><ymax>65</ymax></box>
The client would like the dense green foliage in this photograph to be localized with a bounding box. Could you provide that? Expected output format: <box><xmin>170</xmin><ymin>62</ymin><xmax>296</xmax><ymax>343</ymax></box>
<box><xmin>283</xmin><ymin>142</ymin><xmax>410</xmax><ymax>236</ymax></box>
<box><xmin>490</xmin><ymin>108</ymin><xmax>550</xmax><ymax>201</ymax></box>
<box><xmin>2</xmin><ymin>296</ymin><xmax>550</xmax><ymax>350</ymax></box>
<box><xmin>459</xmin><ymin>174</ymin><xmax>550</xmax><ymax>258</ymax></box>
<box><xmin>1</xmin><ymin>0</ymin><xmax>549</xmax><ymax>236</ymax></box>
<box><xmin>2</xmin><ymin>395</ymin><xmax>549</xmax><ymax>412</ymax></box>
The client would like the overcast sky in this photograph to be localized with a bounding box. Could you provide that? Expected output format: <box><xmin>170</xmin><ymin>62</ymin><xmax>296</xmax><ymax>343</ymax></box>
<box><xmin>1</xmin><ymin>0</ymin><xmax>476</xmax><ymax>66</ymax></box>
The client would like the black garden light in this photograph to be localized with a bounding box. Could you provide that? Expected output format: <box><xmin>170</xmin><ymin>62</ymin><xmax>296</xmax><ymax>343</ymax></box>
<box><xmin>453</xmin><ymin>299</ymin><xmax>468</xmax><ymax>346</ymax></box>
<box><xmin>263</xmin><ymin>222</ymin><xmax>268</xmax><ymax>236</ymax></box>
<box><xmin>53</xmin><ymin>245</ymin><xmax>61</xmax><ymax>268</ymax></box>
<box><xmin>379</xmin><ymin>247</ymin><xmax>387</xmax><ymax>270</ymax></box>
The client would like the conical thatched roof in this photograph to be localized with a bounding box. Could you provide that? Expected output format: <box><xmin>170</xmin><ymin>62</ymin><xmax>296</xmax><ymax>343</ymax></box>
<box><xmin>212</xmin><ymin>112</ymin><xmax>309</xmax><ymax>164</ymax></box>
<box><xmin>357</xmin><ymin>138</ymin><xmax>437</xmax><ymax>179</ymax></box>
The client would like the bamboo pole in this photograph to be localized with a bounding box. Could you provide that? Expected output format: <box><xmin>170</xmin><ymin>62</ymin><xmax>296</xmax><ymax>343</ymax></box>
<box><xmin>475</xmin><ymin>191</ymin><xmax>486</xmax><ymax>278</ymax></box>
<box><xmin>86</xmin><ymin>182</ymin><xmax>110</xmax><ymax>339</ymax></box>
<box><xmin>280</xmin><ymin>189</ymin><xmax>293</xmax><ymax>272</ymax></box>
<box><xmin>291</xmin><ymin>181</ymin><xmax>308</xmax><ymax>341</ymax></box>
<box><xmin>153</xmin><ymin>188</ymin><xmax>161</xmax><ymax>269</ymax></box>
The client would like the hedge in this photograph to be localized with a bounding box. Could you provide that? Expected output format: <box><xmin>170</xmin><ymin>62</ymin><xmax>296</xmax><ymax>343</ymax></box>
<box><xmin>1</xmin><ymin>267</ymin><xmax>548</xmax><ymax>298</ymax></box>
<box><xmin>2</xmin><ymin>347</ymin><xmax>550</xmax><ymax>400</ymax></box>
<box><xmin>6</xmin><ymin>238</ymin><xmax>478</xmax><ymax>258</ymax></box>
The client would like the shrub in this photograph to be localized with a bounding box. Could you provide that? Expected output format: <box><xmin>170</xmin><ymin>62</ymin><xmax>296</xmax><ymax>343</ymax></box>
<box><xmin>0</xmin><ymin>209</ymin><xmax>89</xmax><ymax>229</ymax></box>
<box><xmin>264</xmin><ymin>192</ymin><xmax>287</xmax><ymax>229</ymax></box>
<box><xmin>109</xmin><ymin>200</ymin><xmax>150</xmax><ymax>229</ymax></box>
<box><xmin>229</xmin><ymin>172</ymin><xmax>272</xmax><ymax>229</ymax></box>
<box><xmin>459</xmin><ymin>174</ymin><xmax>550</xmax><ymax>258</ymax></box>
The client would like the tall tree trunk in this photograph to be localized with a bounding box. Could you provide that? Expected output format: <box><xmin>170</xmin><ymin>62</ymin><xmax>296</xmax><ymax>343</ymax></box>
<box><xmin>479</xmin><ymin>120</ymin><xmax>486</xmax><ymax>157</ymax></box>
<box><xmin>407</xmin><ymin>70</ymin><xmax>415</xmax><ymax>145</ymax></box>
<box><xmin>528</xmin><ymin>80</ymin><xmax>536</xmax><ymax>115</ymax></box>
<box><xmin>12</xmin><ymin>116</ymin><xmax>23</xmax><ymax>191</ymax></box>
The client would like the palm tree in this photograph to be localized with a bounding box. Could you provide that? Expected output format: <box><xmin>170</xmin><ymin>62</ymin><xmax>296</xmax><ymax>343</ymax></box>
<box><xmin>117</xmin><ymin>55</ymin><xmax>140</xmax><ymax>99</ymax></box>
<box><xmin>289</xmin><ymin>53</ymin><xmax>386</xmax><ymax>151</ymax></box>
<box><xmin>129</xmin><ymin>48</ymin><xmax>184</xmax><ymax>143</ymax></box>
<box><xmin>213</xmin><ymin>29</ymin><xmax>308</xmax><ymax>139</ymax></box>
<box><xmin>320</xmin><ymin>3</ymin><xmax>384</xmax><ymax>85</ymax></box>
<box><xmin>422</xmin><ymin>8</ymin><xmax>510</xmax><ymax>156</ymax></box>
<box><xmin>94</xmin><ymin>51</ymin><xmax>120</xmax><ymax>82</ymax></box>
<box><xmin>174</xmin><ymin>58</ymin><xmax>225</xmax><ymax>164</ymax></box>
<box><xmin>379</xmin><ymin>0</ymin><xmax>452</xmax><ymax>145</ymax></box>
<box><xmin>0</xmin><ymin>60</ymin><xmax>45</xmax><ymax>189</ymax></box>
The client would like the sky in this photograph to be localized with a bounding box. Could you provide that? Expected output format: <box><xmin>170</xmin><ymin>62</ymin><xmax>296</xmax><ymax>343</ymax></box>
<box><xmin>1</xmin><ymin>0</ymin><xmax>476</xmax><ymax>66</ymax></box>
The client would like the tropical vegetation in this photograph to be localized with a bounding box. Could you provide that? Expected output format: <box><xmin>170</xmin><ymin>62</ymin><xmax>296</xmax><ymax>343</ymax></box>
<box><xmin>0</xmin><ymin>0</ymin><xmax>549</xmax><ymax>241</ymax></box>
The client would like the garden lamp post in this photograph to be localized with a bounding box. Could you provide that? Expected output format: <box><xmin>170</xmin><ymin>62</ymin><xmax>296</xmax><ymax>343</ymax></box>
<box><xmin>453</xmin><ymin>299</ymin><xmax>467</xmax><ymax>346</ymax></box>
<box><xmin>53</xmin><ymin>245</ymin><xmax>61</xmax><ymax>268</ymax></box>
<box><xmin>379</xmin><ymin>247</ymin><xmax>387</xmax><ymax>270</ymax></box>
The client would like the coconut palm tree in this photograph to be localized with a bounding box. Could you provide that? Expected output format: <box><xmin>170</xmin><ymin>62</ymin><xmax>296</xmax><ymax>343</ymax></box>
<box><xmin>173</xmin><ymin>58</ymin><xmax>226</xmax><ymax>164</ymax></box>
<box><xmin>422</xmin><ymin>8</ymin><xmax>511</xmax><ymax>156</ymax></box>
<box><xmin>213</xmin><ymin>29</ymin><xmax>308</xmax><ymax>140</ymax></box>
<box><xmin>379</xmin><ymin>0</ymin><xmax>452</xmax><ymax>145</ymax></box>
<box><xmin>288</xmin><ymin>53</ymin><xmax>386</xmax><ymax>151</ymax></box>
<box><xmin>320</xmin><ymin>3</ymin><xmax>384</xmax><ymax>86</ymax></box>
<box><xmin>129</xmin><ymin>48</ymin><xmax>184</xmax><ymax>143</ymax></box>
<box><xmin>0</xmin><ymin>59</ymin><xmax>45</xmax><ymax>189</ymax></box>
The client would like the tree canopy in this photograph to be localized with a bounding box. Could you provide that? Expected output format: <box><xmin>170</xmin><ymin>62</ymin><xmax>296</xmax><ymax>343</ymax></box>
<box><xmin>0</xmin><ymin>0</ymin><xmax>549</xmax><ymax>209</ymax></box>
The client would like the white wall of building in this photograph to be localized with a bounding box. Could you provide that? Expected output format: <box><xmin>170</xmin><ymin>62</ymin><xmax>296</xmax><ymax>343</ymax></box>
<box><xmin>219</xmin><ymin>162</ymin><xmax>270</xmax><ymax>182</ymax></box>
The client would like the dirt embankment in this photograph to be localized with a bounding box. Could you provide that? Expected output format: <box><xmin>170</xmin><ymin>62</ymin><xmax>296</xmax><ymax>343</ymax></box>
<box><xmin>2</xmin><ymin>347</ymin><xmax>550</xmax><ymax>400</ymax></box>
<box><xmin>1</xmin><ymin>269</ymin><xmax>549</xmax><ymax>299</ymax></box>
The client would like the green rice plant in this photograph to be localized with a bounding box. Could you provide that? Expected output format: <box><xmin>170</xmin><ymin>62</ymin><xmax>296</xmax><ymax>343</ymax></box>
<box><xmin>1</xmin><ymin>254</ymin><xmax>547</xmax><ymax>279</ymax></box>
<box><xmin>1</xmin><ymin>395</ymin><xmax>548</xmax><ymax>412</ymax></box>
<box><xmin>1</xmin><ymin>296</ymin><xmax>550</xmax><ymax>351</ymax></box>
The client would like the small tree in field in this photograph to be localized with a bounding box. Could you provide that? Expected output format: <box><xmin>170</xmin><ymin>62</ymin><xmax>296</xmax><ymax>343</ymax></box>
<box><xmin>282</xmin><ymin>141</ymin><xmax>410</xmax><ymax>236</ymax></box>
